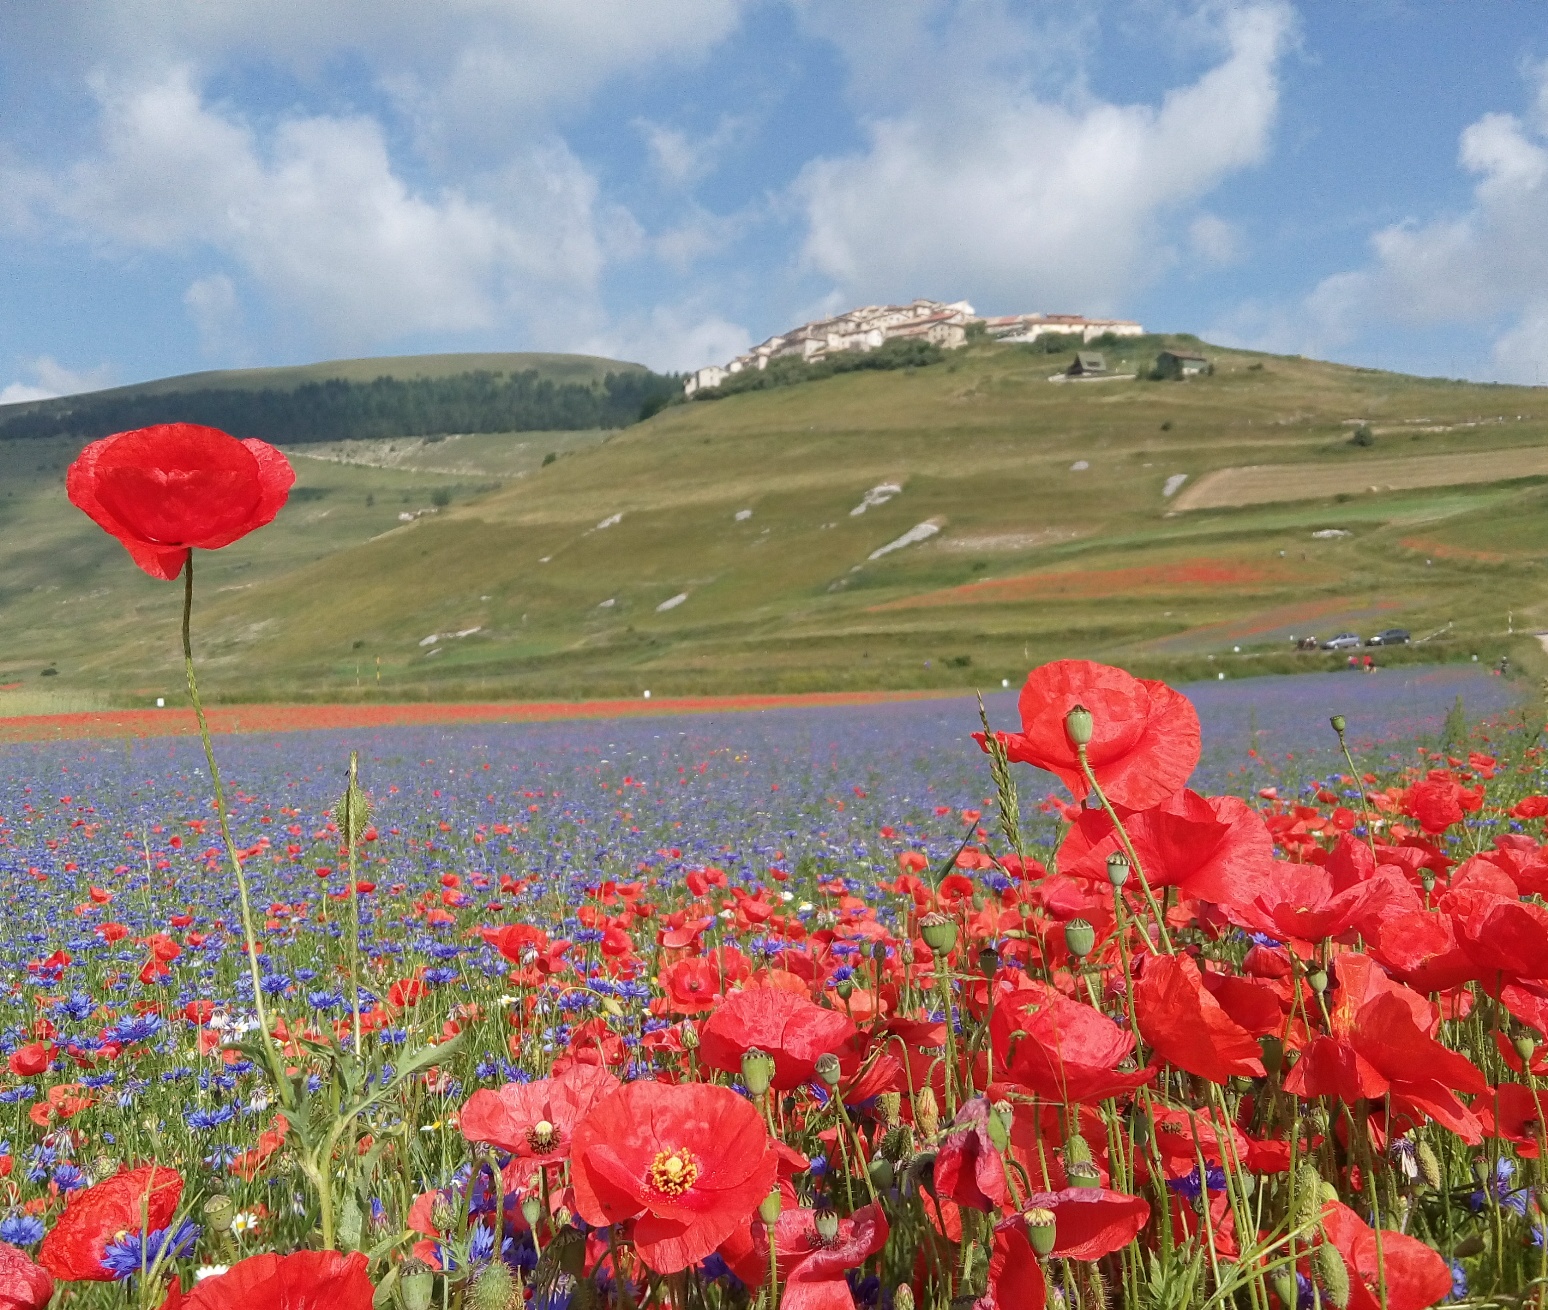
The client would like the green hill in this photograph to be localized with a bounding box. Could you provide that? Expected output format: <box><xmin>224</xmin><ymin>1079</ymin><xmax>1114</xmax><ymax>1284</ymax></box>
<box><xmin>3</xmin><ymin>335</ymin><xmax>1548</xmax><ymax>709</ymax></box>
<box><xmin>0</xmin><ymin>352</ymin><xmax>675</xmax><ymax>446</ymax></box>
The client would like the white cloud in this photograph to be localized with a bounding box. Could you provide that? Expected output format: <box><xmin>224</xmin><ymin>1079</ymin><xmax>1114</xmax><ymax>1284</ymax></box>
<box><xmin>16</xmin><ymin>68</ymin><xmax>608</xmax><ymax>352</ymax></box>
<box><xmin>795</xmin><ymin>2</ymin><xmax>1292</xmax><ymax>311</ymax></box>
<box><xmin>1262</xmin><ymin>63</ymin><xmax>1548</xmax><ymax>381</ymax></box>
<box><xmin>635</xmin><ymin>114</ymin><xmax>749</xmax><ymax>187</ymax></box>
<box><xmin>0</xmin><ymin>355</ymin><xmax>115</xmax><ymax>405</ymax></box>
<box><xmin>1188</xmin><ymin>212</ymin><xmax>1245</xmax><ymax>266</ymax></box>
<box><xmin>576</xmin><ymin>306</ymin><xmax>752</xmax><ymax>373</ymax></box>
<box><xmin>184</xmin><ymin>273</ymin><xmax>246</xmax><ymax>360</ymax></box>
<box><xmin>1</xmin><ymin>3</ymin><xmax>749</xmax><ymax>161</ymax></box>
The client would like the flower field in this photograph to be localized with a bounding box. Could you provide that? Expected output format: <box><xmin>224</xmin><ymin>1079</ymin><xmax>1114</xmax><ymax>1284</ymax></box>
<box><xmin>0</xmin><ymin>653</ymin><xmax>1534</xmax><ymax>1308</ymax></box>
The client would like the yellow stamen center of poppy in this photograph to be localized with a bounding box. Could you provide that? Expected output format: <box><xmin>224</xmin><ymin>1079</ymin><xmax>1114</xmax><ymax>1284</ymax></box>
<box><xmin>527</xmin><ymin>1119</ymin><xmax>560</xmax><ymax>1152</ymax></box>
<box><xmin>647</xmin><ymin>1147</ymin><xmax>699</xmax><ymax>1197</ymax></box>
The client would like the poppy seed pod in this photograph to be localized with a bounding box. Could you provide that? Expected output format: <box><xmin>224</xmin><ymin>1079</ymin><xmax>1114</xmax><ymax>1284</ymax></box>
<box><xmin>919</xmin><ymin>912</ymin><xmax>958</xmax><ymax>955</ymax></box>
<box><xmin>1064</xmin><ymin>704</ymin><xmax>1094</xmax><ymax>747</ymax></box>
<box><xmin>1067</xmin><ymin>1160</ymin><xmax>1101</xmax><ymax>1189</ymax></box>
<box><xmin>1064</xmin><ymin>918</ymin><xmax>1096</xmax><ymax>959</ymax></box>
<box><xmin>871</xmin><ymin>940</ymin><xmax>890</xmax><ymax>962</ymax></box>
<box><xmin>1271</xmin><ymin>1271</ymin><xmax>1299</xmax><ymax>1310</ymax></box>
<box><xmin>1308</xmin><ymin>968</ymin><xmax>1328</xmax><ymax>993</ymax></box>
<box><xmin>202</xmin><ymin>1193</ymin><xmax>236</xmax><ymax>1233</ymax></box>
<box><xmin>868</xmin><ymin>1157</ymin><xmax>895</xmax><ymax>1190</ymax></box>
<box><xmin>1329</xmin><ymin>714</ymin><xmax>1347</xmax><ymax>736</ymax></box>
<box><xmin>978</xmin><ymin>944</ymin><xmax>999</xmax><ymax>978</ymax></box>
<box><xmin>741</xmin><ymin>1047</ymin><xmax>776</xmax><ymax>1097</ymax></box>
<box><xmin>1105</xmin><ymin>852</ymin><xmax>1130</xmax><ymax>887</ymax></box>
<box><xmin>815</xmin><ymin>1052</ymin><xmax>842</xmax><ymax>1087</ymax></box>
<box><xmin>1515</xmin><ymin>1034</ymin><xmax>1538</xmax><ymax>1062</ymax></box>
<box><xmin>521</xmin><ymin>1197</ymin><xmax>542</xmax><ymax>1227</ymax></box>
<box><xmin>1025</xmin><ymin>1206</ymin><xmax>1057</xmax><ymax>1257</ymax></box>
<box><xmin>399</xmin><ymin>1258</ymin><xmax>435</xmax><ymax>1310</ymax></box>
<box><xmin>835</xmin><ymin>978</ymin><xmax>854</xmax><ymax>1000</ymax></box>
<box><xmin>758</xmin><ymin>1188</ymin><xmax>782</xmax><ymax>1226</ymax></box>
<box><xmin>814</xmin><ymin>1207</ymin><xmax>840</xmax><ymax>1243</ymax></box>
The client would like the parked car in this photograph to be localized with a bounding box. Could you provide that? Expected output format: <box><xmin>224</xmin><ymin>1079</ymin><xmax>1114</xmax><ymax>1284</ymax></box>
<box><xmin>1321</xmin><ymin>632</ymin><xmax>1362</xmax><ymax>650</ymax></box>
<box><xmin>1367</xmin><ymin>628</ymin><xmax>1411</xmax><ymax>646</ymax></box>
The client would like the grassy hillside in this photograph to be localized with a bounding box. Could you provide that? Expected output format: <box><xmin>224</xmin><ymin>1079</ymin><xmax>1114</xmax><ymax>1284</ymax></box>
<box><xmin>3</xmin><ymin>335</ymin><xmax>1547</xmax><ymax>708</ymax></box>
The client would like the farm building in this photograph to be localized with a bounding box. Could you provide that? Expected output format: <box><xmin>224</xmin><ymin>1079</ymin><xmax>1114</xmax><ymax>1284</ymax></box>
<box><xmin>1153</xmin><ymin>350</ymin><xmax>1211</xmax><ymax>380</ymax></box>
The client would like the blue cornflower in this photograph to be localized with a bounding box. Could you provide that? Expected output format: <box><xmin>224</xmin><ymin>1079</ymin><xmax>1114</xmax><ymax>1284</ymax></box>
<box><xmin>0</xmin><ymin>1215</ymin><xmax>44</xmax><ymax>1247</ymax></box>
<box><xmin>52</xmin><ymin>1164</ymin><xmax>86</xmax><ymax>1191</ymax></box>
<box><xmin>100</xmin><ymin>1219</ymin><xmax>201</xmax><ymax>1280</ymax></box>
<box><xmin>307</xmin><ymin>990</ymin><xmax>345</xmax><ymax>1011</ymax></box>
<box><xmin>59</xmin><ymin>993</ymin><xmax>96</xmax><ymax>1021</ymax></box>
<box><xmin>1167</xmin><ymin>1166</ymin><xmax>1227</xmax><ymax>1200</ymax></box>
<box><xmin>422</xmin><ymin>968</ymin><xmax>458</xmax><ymax>986</ymax></box>
<box><xmin>186</xmin><ymin>1105</ymin><xmax>235</xmax><ymax>1130</ymax></box>
<box><xmin>259</xmin><ymin>974</ymin><xmax>291</xmax><ymax>996</ymax></box>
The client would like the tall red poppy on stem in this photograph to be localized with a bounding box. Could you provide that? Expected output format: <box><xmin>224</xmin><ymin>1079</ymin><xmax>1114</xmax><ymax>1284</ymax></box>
<box><xmin>570</xmin><ymin>1080</ymin><xmax>777</xmax><ymax>1273</ymax></box>
<box><xmin>980</xmin><ymin>660</ymin><xmax>1200</xmax><ymax>810</ymax></box>
<box><xmin>38</xmin><ymin>1164</ymin><xmax>183</xmax><ymax>1282</ymax></box>
<box><xmin>753</xmin><ymin>1202</ymin><xmax>889</xmax><ymax>1310</ymax></box>
<box><xmin>1134</xmin><ymin>954</ymin><xmax>1265</xmax><ymax>1083</ymax></box>
<box><xmin>179</xmin><ymin>1250</ymin><xmax>374</xmax><ymax>1310</ymax></box>
<box><xmin>67</xmin><ymin>423</ymin><xmax>294</xmax><ymax>580</ymax></box>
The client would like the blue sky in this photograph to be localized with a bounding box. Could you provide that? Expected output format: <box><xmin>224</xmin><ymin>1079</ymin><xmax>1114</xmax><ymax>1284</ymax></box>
<box><xmin>2</xmin><ymin>1</ymin><xmax>1547</xmax><ymax>400</ymax></box>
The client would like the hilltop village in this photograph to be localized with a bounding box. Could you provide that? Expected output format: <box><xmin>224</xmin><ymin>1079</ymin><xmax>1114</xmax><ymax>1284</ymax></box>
<box><xmin>682</xmin><ymin>299</ymin><xmax>1144</xmax><ymax>394</ymax></box>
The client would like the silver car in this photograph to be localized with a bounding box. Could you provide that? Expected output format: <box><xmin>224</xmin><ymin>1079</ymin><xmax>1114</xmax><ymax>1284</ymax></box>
<box><xmin>1321</xmin><ymin>632</ymin><xmax>1361</xmax><ymax>650</ymax></box>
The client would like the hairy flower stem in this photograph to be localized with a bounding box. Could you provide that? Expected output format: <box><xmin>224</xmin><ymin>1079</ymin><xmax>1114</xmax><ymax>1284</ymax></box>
<box><xmin>182</xmin><ymin>555</ymin><xmax>291</xmax><ymax>1109</ymax></box>
<box><xmin>345</xmin><ymin>750</ymin><xmax>364</xmax><ymax>1055</ymax></box>
<box><xmin>1332</xmin><ymin>721</ymin><xmax>1380</xmax><ymax>861</ymax></box>
<box><xmin>1076</xmin><ymin>749</ymin><xmax>1174</xmax><ymax>954</ymax></box>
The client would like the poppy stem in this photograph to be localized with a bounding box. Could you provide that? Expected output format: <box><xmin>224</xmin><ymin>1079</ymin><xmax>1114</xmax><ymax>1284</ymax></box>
<box><xmin>181</xmin><ymin>554</ymin><xmax>290</xmax><ymax>1109</ymax></box>
<box><xmin>1331</xmin><ymin>721</ymin><xmax>1380</xmax><ymax>861</ymax></box>
<box><xmin>1075</xmin><ymin>749</ymin><xmax>1174</xmax><ymax>953</ymax></box>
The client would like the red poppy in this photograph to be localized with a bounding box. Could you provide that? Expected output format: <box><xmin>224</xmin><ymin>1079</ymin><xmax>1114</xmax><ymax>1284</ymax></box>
<box><xmin>39</xmin><ymin>1164</ymin><xmax>183</xmax><ymax>1281</ymax></box>
<box><xmin>1283</xmin><ymin>954</ymin><xmax>1485</xmax><ymax>1142</ymax></box>
<box><xmin>7</xmin><ymin>1044</ymin><xmax>50</xmax><ymax>1078</ymax></box>
<box><xmin>181</xmin><ymin>1250</ymin><xmax>374</xmax><ymax>1310</ymax></box>
<box><xmin>698</xmin><ymin>986</ymin><xmax>857</xmax><ymax>1090</ymax></box>
<box><xmin>1134</xmin><ymin>953</ymin><xmax>1265</xmax><ymax>1083</ymax></box>
<box><xmin>459</xmin><ymin>1063</ymin><xmax>620</xmax><ymax>1163</ymax></box>
<box><xmin>1318</xmin><ymin>1200</ymin><xmax>1450</xmax><ymax>1310</ymax></box>
<box><xmin>1018</xmin><ymin>1188</ymin><xmax>1149</xmax><ymax>1260</ymax></box>
<box><xmin>661</xmin><ymin>957</ymin><xmax>724</xmax><ymax>1013</ymax></box>
<box><xmin>753</xmin><ymin>1203</ymin><xmax>888</xmax><ymax>1310</ymax></box>
<box><xmin>570</xmin><ymin>1080</ymin><xmax>777</xmax><ymax>1273</ymax></box>
<box><xmin>0</xmin><ymin>1241</ymin><xmax>52</xmax><ymax>1310</ymax></box>
<box><xmin>933</xmin><ymin>1098</ymin><xmax>1013</xmax><ymax>1211</ymax></box>
<box><xmin>67</xmin><ymin>423</ymin><xmax>294</xmax><ymax>580</ymax></box>
<box><xmin>1477</xmin><ymin>1082</ymin><xmax>1548</xmax><ymax>1156</ymax></box>
<box><xmin>1056</xmin><ymin>790</ymin><xmax>1272</xmax><ymax>902</ymax></box>
<box><xmin>982</xmin><ymin>660</ymin><xmax>1200</xmax><ymax>810</ymax></box>
<box><xmin>977</xmin><ymin>1215</ymin><xmax>1047</xmax><ymax>1310</ymax></box>
<box><xmin>992</xmin><ymin>983</ymin><xmax>1154</xmax><ymax>1104</ymax></box>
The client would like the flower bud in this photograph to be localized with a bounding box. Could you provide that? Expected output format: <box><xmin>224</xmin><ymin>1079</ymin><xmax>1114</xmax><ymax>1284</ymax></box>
<box><xmin>758</xmin><ymin>1188</ymin><xmax>782</xmax><ymax>1227</ymax></box>
<box><xmin>985</xmin><ymin>1110</ymin><xmax>1010</xmax><ymax>1153</ymax></box>
<box><xmin>919</xmin><ymin>912</ymin><xmax>958</xmax><ymax>955</ymax></box>
<box><xmin>1315</xmin><ymin>1240</ymin><xmax>1350</xmax><ymax>1309</ymax></box>
<box><xmin>1063</xmin><ymin>918</ymin><xmax>1095</xmax><ymax>959</ymax></box>
<box><xmin>1024</xmin><ymin>1207</ymin><xmax>1056</xmax><ymax>1257</ymax></box>
<box><xmin>552</xmin><ymin>1206</ymin><xmax>573</xmax><ymax>1230</ymax></box>
<box><xmin>430</xmin><ymin>1196</ymin><xmax>459</xmax><ymax>1234</ymax></box>
<box><xmin>471</xmin><ymin>1262</ymin><xmax>517</xmax><ymax>1310</ymax></box>
<box><xmin>815</xmin><ymin>1053</ymin><xmax>842</xmax><ymax>1088</ymax></box>
<box><xmin>878</xmin><ymin>1091</ymin><xmax>901</xmax><ymax>1128</ymax></box>
<box><xmin>741</xmin><ymin>1047</ymin><xmax>776</xmax><ymax>1097</ymax></box>
<box><xmin>1064</xmin><ymin>705</ymin><xmax>1094</xmax><ymax>747</ymax></box>
<box><xmin>1294</xmin><ymin>1164</ymin><xmax>1324</xmax><ymax>1228</ymax></box>
<box><xmin>894</xmin><ymin>1286</ymin><xmax>916</xmax><ymax>1310</ymax></box>
<box><xmin>679</xmin><ymin>1022</ymin><xmax>700</xmax><ymax>1051</ymax></box>
<box><xmin>1064</xmin><ymin>1132</ymin><xmax>1092</xmax><ymax>1166</ymax></box>
<box><xmin>914</xmin><ymin>1087</ymin><xmax>940</xmax><ymax>1138</ymax></box>
<box><xmin>399</xmin><ymin>1258</ymin><xmax>435</xmax><ymax>1310</ymax></box>
<box><xmin>1415</xmin><ymin>1140</ymin><xmax>1442</xmax><ymax>1190</ymax></box>
<box><xmin>202</xmin><ymin>1194</ymin><xmax>236</xmax><ymax>1233</ymax></box>
<box><xmin>1105</xmin><ymin>853</ymin><xmax>1130</xmax><ymax>888</ymax></box>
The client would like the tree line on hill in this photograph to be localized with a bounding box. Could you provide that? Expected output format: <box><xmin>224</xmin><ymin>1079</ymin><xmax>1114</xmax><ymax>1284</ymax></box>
<box><xmin>0</xmin><ymin>368</ymin><xmax>683</xmax><ymax>444</ymax></box>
